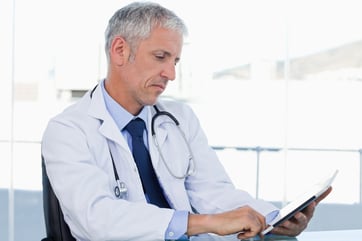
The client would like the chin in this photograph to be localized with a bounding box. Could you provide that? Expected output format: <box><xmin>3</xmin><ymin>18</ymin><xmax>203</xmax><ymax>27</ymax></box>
<box><xmin>143</xmin><ymin>98</ymin><xmax>158</xmax><ymax>106</ymax></box>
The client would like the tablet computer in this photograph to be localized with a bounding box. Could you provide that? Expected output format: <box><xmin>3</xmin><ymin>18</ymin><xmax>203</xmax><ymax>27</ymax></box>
<box><xmin>262</xmin><ymin>170</ymin><xmax>338</xmax><ymax>235</ymax></box>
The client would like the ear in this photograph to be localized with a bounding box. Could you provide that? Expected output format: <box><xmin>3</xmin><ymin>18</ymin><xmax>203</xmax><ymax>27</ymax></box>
<box><xmin>110</xmin><ymin>36</ymin><xmax>130</xmax><ymax>66</ymax></box>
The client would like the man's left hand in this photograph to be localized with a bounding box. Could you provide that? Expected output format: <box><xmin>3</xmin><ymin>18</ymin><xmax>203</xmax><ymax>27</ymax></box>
<box><xmin>271</xmin><ymin>186</ymin><xmax>332</xmax><ymax>236</ymax></box>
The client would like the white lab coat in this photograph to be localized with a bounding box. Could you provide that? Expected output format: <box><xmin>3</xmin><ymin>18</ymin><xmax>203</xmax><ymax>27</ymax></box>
<box><xmin>42</xmin><ymin>85</ymin><xmax>277</xmax><ymax>241</ymax></box>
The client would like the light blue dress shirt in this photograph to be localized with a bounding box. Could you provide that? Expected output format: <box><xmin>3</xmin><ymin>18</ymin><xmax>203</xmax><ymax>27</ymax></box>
<box><xmin>100</xmin><ymin>80</ymin><xmax>188</xmax><ymax>240</ymax></box>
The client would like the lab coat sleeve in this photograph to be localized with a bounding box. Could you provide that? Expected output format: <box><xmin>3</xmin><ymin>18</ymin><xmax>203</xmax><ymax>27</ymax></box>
<box><xmin>42</xmin><ymin>114</ymin><xmax>174</xmax><ymax>241</ymax></box>
<box><xmin>175</xmin><ymin>103</ymin><xmax>278</xmax><ymax>217</ymax></box>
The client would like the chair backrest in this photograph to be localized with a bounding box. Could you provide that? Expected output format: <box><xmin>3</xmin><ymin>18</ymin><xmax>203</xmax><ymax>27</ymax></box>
<box><xmin>42</xmin><ymin>156</ymin><xmax>76</xmax><ymax>241</ymax></box>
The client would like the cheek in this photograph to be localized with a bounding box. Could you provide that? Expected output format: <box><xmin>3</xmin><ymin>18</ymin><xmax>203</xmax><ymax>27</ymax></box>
<box><xmin>129</xmin><ymin>58</ymin><xmax>162</xmax><ymax>84</ymax></box>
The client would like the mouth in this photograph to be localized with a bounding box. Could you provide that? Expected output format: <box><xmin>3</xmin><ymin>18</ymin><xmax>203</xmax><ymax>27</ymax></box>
<box><xmin>151</xmin><ymin>82</ymin><xmax>166</xmax><ymax>92</ymax></box>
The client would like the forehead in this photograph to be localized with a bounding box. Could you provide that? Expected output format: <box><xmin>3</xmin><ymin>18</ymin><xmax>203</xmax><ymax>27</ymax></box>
<box><xmin>138</xmin><ymin>27</ymin><xmax>183</xmax><ymax>56</ymax></box>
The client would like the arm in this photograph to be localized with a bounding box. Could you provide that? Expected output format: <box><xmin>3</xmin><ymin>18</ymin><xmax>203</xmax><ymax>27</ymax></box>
<box><xmin>271</xmin><ymin>186</ymin><xmax>333</xmax><ymax>236</ymax></box>
<box><xmin>160</xmin><ymin>101</ymin><xmax>278</xmax><ymax>238</ymax></box>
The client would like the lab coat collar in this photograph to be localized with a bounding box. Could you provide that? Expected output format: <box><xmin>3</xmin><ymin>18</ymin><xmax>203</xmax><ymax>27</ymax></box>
<box><xmin>86</xmin><ymin>84</ymin><xmax>171</xmax><ymax>160</ymax></box>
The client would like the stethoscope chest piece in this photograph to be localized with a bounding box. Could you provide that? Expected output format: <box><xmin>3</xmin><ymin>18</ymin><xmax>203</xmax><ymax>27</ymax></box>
<box><xmin>114</xmin><ymin>181</ymin><xmax>128</xmax><ymax>199</ymax></box>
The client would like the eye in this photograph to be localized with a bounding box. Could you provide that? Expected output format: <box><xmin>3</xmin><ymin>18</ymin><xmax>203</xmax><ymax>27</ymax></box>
<box><xmin>155</xmin><ymin>54</ymin><xmax>165</xmax><ymax>61</ymax></box>
<box><xmin>174</xmin><ymin>58</ymin><xmax>180</xmax><ymax>66</ymax></box>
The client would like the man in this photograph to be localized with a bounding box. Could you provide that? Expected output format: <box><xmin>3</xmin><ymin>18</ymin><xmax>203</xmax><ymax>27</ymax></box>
<box><xmin>42</xmin><ymin>2</ymin><xmax>331</xmax><ymax>240</ymax></box>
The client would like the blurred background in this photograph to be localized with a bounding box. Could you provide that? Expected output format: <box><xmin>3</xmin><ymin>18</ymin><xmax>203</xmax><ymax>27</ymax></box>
<box><xmin>1</xmin><ymin>0</ymin><xmax>361</xmax><ymax>240</ymax></box>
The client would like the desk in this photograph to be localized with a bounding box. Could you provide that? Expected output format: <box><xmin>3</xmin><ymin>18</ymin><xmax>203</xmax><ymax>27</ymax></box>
<box><xmin>187</xmin><ymin>229</ymin><xmax>362</xmax><ymax>241</ymax></box>
<box><xmin>297</xmin><ymin>229</ymin><xmax>362</xmax><ymax>241</ymax></box>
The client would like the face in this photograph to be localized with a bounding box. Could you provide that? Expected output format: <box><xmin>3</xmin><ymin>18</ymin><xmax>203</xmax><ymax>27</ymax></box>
<box><xmin>110</xmin><ymin>27</ymin><xmax>183</xmax><ymax>115</ymax></box>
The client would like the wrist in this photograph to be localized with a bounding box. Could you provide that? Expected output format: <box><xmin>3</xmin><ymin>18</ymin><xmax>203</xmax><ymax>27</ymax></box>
<box><xmin>186</xmin><ymin>213</ymin><xmax>214</xmax><ymax>236</ymax></box>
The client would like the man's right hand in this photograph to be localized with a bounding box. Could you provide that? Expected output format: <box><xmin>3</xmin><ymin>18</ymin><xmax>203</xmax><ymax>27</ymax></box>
<box><xmin>187</xmin><ymin>206</ymin><xmax>266</xmax><ymax>239</ymax></box>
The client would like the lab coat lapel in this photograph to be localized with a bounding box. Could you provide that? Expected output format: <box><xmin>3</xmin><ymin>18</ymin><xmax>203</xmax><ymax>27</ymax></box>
<box><xmin>87</xmin><ymin>85</ymin><xmax>128</xmax><ymax>148</ymax></box>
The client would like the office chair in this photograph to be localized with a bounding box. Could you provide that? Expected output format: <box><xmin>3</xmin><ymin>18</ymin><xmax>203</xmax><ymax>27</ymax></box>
<box><xmin>41</xmin><ymin>156</ymin><xmax>76</xmax><ymax>241</ymax></box>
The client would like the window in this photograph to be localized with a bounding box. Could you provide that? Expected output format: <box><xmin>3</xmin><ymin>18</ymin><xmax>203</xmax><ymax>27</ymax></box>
<box><xmin>2</xmin><ymin>0</ymin><xmax>362</xmax><ymax>240</ymax></box>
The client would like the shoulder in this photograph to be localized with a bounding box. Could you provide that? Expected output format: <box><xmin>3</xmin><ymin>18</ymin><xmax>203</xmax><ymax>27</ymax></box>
<box><xmin>53</xmin><ymin>93</ymin><xmax>91</xmax><ymax>122</ymax></box>
<box><xmin>45</xmin><ymin>90</ymin><xmax>100</xmax><ymax>134</ymax></box>
<box><xmin>155</xmin><ymin>98</ymin><xmax>202</xmax><ymax>133</ymax></box>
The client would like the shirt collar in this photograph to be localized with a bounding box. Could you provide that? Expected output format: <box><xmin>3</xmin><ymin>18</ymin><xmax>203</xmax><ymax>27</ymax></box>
<box><xmin>101</xmin><ymin>79</ymin><xmax>149</xmax><ymax>131</ymax></box>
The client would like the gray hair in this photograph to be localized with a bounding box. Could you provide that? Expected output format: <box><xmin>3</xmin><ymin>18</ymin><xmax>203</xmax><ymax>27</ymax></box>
<box><xmin>104</xmin><ymin>1</ymin><xmax>188</xmax><ymax>61</ymax></box>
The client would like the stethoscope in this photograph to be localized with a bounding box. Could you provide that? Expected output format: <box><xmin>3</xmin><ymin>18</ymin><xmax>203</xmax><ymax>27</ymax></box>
<box><xmin>90</xmin><ymin>85</ymin><xmax>196</xmax><ymax>199</ymax></box>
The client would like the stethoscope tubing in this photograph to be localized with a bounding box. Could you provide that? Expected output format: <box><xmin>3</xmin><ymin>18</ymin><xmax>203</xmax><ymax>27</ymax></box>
<box><xmin>151</xmin><ymin>105</ymin><xmax>196</xmax><ymax>179</ymax></box>
<box><xmin>90</xmin><ymin>85</ymin><xmax>195</xmax><ymax>198</ymax></box>
<box><xmin>151</xmin><ymin>105</ymin><xmax>179</xmax><ymax>135</ymax></box>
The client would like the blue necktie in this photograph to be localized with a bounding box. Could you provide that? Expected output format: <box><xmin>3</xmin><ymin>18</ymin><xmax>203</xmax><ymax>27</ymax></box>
<box><xmin>124</xmin><ymin>118</ymin><xmax>170</xmax><ymax>208</ymax></box>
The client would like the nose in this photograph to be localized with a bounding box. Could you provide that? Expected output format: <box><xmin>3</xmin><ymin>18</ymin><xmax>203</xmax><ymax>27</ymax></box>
<box><xmin>161</xmin><ymin>62</ymin><xmax>176</xmax><ymax>81</ymax></box>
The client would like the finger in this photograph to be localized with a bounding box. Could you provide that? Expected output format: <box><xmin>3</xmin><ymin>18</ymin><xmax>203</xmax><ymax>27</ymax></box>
<box><xmin>237</xmin><ymin>229</ymin><xmax>259</xmax><ymax>240</ymax></box>
<box><xmin>255</xmin><ymin>212</ymin><xmax>267</xmax><ymax>231</ymax></box>
<box><xmin>300</xmin><ymin>186</ymin><xmax>332</xmax><ymax>222</ymax></box>
<box><xmin>271</xmin><ymin>212</ymin><xmax>308</xmax><ymax>237</ymax></box>
<box><xmin>293</xmin><ymin>211</ymin><xmax>308</xmax><ymax>226</ymax></box>
<box><xmin>315</xmin><ymin>186</ymin><xmax>332</xmax><ymax>204</ymax></box>
<box><xmin>237</xmin><ymin>216</ymin><xmax>264</xmax><ymax>239</ymax></box>
<box><xmin>272</xmin><ymin>224</ymin><xmax>297</xmax><ymax>236</ymax></box>
<box><xmin>272</xmin><ymin>222</ymin><xmax>303</xmax><ymax>237</ymax></box>
<box><xmin>301</xmin><ymin>202</ymin><xmax>315</xmax><ymax>221</ymax></box>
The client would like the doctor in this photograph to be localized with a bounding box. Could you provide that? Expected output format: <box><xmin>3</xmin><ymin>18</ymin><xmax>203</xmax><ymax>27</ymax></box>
<box><xmin>42</xmin><ymin>2</ymin><xmax>331</xmax><ymax>241</ymax></box>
